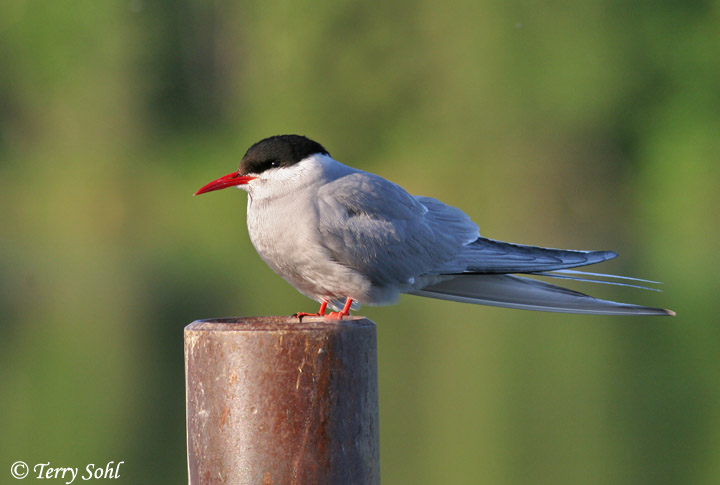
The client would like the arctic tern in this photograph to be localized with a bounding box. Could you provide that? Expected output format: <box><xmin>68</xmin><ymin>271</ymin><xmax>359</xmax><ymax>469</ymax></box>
<box><xmin>195</xmin><ymin>135</ymin><xmax>674</xmax><ymax>319</ymax></box>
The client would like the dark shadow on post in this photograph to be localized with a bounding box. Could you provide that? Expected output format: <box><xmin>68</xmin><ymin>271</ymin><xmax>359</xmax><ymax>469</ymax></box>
<box><xmin>185</xmin><ymin>316</ymin><xmax>380</xmax><ymax>485</ymax></box>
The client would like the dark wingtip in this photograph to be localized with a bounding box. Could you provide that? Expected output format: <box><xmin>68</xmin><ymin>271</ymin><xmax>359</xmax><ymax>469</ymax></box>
<box><xmin>644</xmin><ymin>307</ymin><xmax>676</xmax><ymax>316</ymax></box>
<box><xmin>602</xmin><ymin>250</ymin><xmax>619</xmax><ymax>261</ymax></box>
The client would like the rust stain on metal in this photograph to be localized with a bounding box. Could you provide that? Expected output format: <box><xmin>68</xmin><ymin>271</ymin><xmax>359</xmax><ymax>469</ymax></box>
<box><xmin>262</xmin><ymin>471</ymin><xmax>272</xmax><ymax>485</ymax></box>
<box><xmin>220</xmin><ymin>407</ymin><xmax>229</xmax><ymax>428</ymax></box>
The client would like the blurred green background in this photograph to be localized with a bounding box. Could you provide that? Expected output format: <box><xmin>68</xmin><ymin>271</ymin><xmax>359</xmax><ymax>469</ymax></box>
<box><xmin>1</xmin><ymin>0</ymin><xmax>718</xmax><ymax>483</ymax></box>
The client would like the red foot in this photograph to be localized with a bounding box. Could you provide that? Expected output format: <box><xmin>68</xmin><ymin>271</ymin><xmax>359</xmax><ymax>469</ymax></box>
<box><xmin>323</xmin><ymin>298</ymin><xmax>354</xmax><ymax>321</ymax></box>
<box><xmin>293</xmin><ymin>298</ymin><xmax>354</xmax><ymax>321</ymax></box>
<box><xmin>293</xmin><ymin>301</ymin><xmax>328</xmax><ymax>321</ymax></box>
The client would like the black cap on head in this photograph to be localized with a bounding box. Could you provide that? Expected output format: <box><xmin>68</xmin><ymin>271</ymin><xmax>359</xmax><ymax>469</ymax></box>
<box><xmin>239</xmin><ymin>135</ymin><xmax>330</xmax><ymax>175</ymax></box>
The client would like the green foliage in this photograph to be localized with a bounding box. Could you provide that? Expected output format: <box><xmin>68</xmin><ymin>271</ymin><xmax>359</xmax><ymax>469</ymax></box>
<box><xmin>1</xmin><ymin>0</ymin><xmax>718</xmax><ymax>483</ymax></box>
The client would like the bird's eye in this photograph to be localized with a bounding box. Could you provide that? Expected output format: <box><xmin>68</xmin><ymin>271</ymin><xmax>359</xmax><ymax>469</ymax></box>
<box><xmin>268</xmin><ymin>160</ymin><xmax>280</xmax><ymax>169</ymax></box>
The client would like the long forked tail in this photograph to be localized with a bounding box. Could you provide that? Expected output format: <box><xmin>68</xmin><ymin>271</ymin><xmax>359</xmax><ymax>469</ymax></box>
<box><xmin>410</xmin><ymin>273</ymin><xmax>675</xmax><ymax>316</ymax></box>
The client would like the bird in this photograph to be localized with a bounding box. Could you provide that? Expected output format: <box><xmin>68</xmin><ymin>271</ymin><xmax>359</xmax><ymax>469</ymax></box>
<box><xmin>194</xmin><ymin>134</ymin><xmax>674</xmax><ymax>319</ymax></box>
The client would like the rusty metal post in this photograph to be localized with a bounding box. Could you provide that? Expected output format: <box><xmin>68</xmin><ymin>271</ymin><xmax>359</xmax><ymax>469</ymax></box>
<box><xmin>185</xmin><ymin>316</ymin><xmax>379</xmax><ymax>485</ymax></box>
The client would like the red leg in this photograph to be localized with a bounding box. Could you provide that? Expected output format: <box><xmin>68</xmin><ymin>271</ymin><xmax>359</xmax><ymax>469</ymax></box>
<box><xmin>293</xmin><ymin>300</ymin><xmax>328</xmax><ymax>321</ymax></box>
<box><xmin>325</xmin><ymin>298</ymin><xmax>353</xmax><ymax>320</ymax></box>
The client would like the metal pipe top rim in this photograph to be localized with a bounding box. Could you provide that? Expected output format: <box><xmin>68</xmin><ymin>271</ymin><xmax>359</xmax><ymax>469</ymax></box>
<box><xmin>186</xmin><ymin>316</ymin><xmax>374</xmax><ymax>333</ymax></box>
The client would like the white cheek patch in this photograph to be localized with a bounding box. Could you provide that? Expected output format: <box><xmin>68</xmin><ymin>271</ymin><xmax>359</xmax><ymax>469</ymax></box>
<box><xmin>261</xmin><ymin>154</ymin><xmax>333</xmax><ymax>184</ymax></box>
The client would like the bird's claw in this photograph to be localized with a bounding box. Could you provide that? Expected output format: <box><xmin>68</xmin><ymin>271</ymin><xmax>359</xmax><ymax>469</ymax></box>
<box><xmin>292</xmin><ymin>311</ymin><xmax>322</xmax><ymax>322</ymax></box>
<box><xmin>292</xmin><ymin>311</ymin><xmax>347</xmax><ymax>321</ymax></box>
<box><xmin>293</xmin><ymin>300</ymin><xmax>328</xmax><ymax>321</ymax></box>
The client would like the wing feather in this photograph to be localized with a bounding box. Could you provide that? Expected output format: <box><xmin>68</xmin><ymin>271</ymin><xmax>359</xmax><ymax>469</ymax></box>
<box><xmin>316</xmin><ymin>172</ymin><xmax>477</xmax><ymax>286</ymax></box>
<box><xmin>430</xmin><ymin>237</ymin><xmax>618</xmax><ymax>274</ymax></box>
<box><xmin>411</xmin><ymin>274</ymin><xmax>674</xmax><ymax>316</ymax></box>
